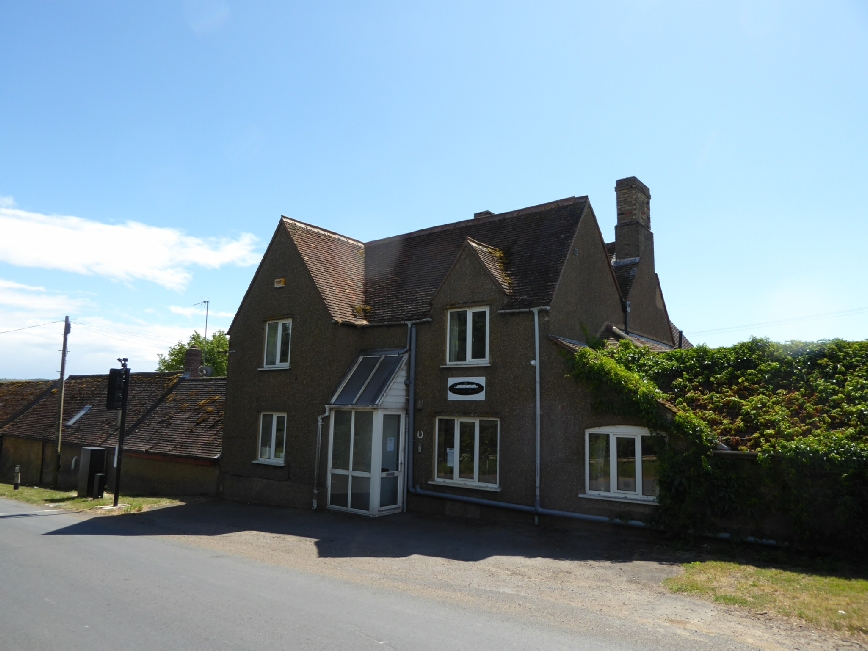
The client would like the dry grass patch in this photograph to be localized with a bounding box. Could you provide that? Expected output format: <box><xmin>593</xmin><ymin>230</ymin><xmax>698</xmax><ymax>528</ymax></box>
<box><xmin>665</xmin><ymin>560</ymin><xmax>867</xmax><ymax>637</ymax></box>
<box><xmin>0</xmin><ymin>482</ymin><xmax>181</xmax><ymax>514</ymax></box>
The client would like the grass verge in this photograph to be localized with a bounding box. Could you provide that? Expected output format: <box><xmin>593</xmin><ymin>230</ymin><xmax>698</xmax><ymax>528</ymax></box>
<box><xmin>665</xmin><ymin>560</ymin><xmax>867</xmax><ymax>637</ymax></box>
<box><xmin>0</xmin><ymin>482</ymin><xmax>182</xmax><ymax>514</ymax></box>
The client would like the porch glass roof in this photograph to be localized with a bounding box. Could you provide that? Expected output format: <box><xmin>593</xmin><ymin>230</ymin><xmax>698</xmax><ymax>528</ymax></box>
<box><xmin>330</xmin><ymin>349</ymin><xmax>406</xmax><ymax>407</ymax></box>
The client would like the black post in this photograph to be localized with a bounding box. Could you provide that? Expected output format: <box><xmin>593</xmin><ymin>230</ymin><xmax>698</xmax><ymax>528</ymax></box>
<box><xmin>113</xmin><ymin>362</ymin><xmax>130</xmax><ymax>507</ymax></box>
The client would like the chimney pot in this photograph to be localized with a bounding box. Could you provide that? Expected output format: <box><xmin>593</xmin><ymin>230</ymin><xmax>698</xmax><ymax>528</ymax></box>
<box><xmin>614</xmin><ymin>176</ymin><xmax>654</xmax><ymax>265</ymax></box>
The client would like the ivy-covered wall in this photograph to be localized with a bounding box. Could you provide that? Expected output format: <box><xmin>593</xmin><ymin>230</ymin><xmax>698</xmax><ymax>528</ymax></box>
<box><xmin>568</xmin><ymin>338</ymin><xmax>868</xmax><ymax>551</ymax></box>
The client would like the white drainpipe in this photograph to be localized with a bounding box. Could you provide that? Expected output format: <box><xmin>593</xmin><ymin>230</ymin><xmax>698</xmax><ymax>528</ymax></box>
<box><xmin>313</xmin><ymin>406</ymin><xmax>331</xmax><ymax>510</ymax></box>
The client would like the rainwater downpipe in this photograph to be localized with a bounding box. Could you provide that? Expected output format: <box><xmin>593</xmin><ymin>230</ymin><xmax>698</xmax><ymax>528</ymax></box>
<box><xmin>532</xmin><ymin>307</ymin><xmax>541</xmax><ymax>524</ymax></box>
<box><xmin>404</xmin><ymin>323</ymin><xmax>417</xmax><ymax>512</ymax></box>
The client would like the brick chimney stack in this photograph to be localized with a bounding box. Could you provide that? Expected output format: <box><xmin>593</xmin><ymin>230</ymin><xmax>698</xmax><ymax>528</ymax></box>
<box><xmin>614</xmin><ymin>176</ymin><xmax>654</xmax><ymax>269</ymax></box>
<box><xmin>183</xmin><ymin>346</ymin><xmax>203</xmax><ymax>378</ymax></box>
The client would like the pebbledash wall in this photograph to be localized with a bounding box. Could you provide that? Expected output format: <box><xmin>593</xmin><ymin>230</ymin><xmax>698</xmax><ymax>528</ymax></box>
<box><xmin>222</xmin><ymin>177</ymin><xmax>687</xmax><ymax>524</ymax></box>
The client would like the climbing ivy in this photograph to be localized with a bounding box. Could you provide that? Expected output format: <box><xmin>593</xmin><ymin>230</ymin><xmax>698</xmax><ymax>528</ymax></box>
<box><xmin>568</xmin><ymin>338</ymin><xmax>868</xmax><ymax>551</ymax></box>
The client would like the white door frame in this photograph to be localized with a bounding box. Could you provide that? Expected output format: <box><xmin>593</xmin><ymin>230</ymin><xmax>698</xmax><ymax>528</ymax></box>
<box><xmin>326</xmin><ymin>408</ymin><xmax>405</xmax><ymax>516</ymax></box>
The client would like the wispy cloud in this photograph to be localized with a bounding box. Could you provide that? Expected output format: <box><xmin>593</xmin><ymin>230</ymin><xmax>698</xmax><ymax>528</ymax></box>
<box><xmin>169</xmin><ymin>305</ymin><xmax>235</xmax><ymax>318</ymax></box>
<box><xmin>184</xmin><ymin>0</ymin><xmax>230</xmax><ymax>34</ymax></box>
<box><xmin>0</xmin><ymin>196</ymin><xmax>16</xmax><ymax>209</ymax></box>
<box><xmin>0</xmin><ymin>207</ymin><xmax>260</xmax><ymax>290</ymax></box>
<box><xmin>0</xmin><ymin>278</ymin><xmax>90</xmax><ymax>314</ymax></box>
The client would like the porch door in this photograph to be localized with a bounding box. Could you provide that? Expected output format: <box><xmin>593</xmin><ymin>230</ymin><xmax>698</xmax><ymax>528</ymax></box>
<box><xmin>329</xmin><ymin>410</ymin><xmax>374</xmax><ymax>512</ymax></box>
<box><xmin>378</xmin><ymin>413</ymin><xmax>403</xmax><ymax>511</ymax></box>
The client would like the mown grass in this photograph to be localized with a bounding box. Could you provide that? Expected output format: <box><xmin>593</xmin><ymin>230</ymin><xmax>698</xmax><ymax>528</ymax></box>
<box><xmin>0</xmin><ymin>482</ymin><xmax>181</xmax><ymax>514</ymax></box>
<box><xmin>665</xmin><ymin>560</ymin><xmax>868</xmax><ymax>637</ymax></box>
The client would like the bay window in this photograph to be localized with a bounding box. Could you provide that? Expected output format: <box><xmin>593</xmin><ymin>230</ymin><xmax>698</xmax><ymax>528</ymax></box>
<box><xmin>585</xmin><ymin>426</ymin><xmax>660</xmax><ymax>501</ymax></box>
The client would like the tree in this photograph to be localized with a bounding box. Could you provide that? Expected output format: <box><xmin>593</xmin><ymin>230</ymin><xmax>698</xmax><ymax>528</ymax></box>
<box><xmin>156</xmin><ymin>330</ymin><xmax>229</xmax><ymax>376</ymax></box>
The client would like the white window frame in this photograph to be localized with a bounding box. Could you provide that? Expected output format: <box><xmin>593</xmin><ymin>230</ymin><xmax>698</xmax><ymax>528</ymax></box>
<box><xmin>262</xmin><ymin>319</ymin><xmax>292</xmax><ymax>368</ymax></box>
<box><xmin>256</xmin><ymin>411</ymin><xmax>287</xmax><ymax>465</ymax></box>
<box><xmin>432</xmin><ymin>417</ymin><xmax>500</xmax><ymax>489</ymax></box>
<box><xmin>445</xmin><ymin>306</ymin><xmax>489</xmax><ymax>365</ymax></box>
<box><xmin>583</xmin><ymin>425</ymin><xmax>659</xmax><ymax>503</ymax></box>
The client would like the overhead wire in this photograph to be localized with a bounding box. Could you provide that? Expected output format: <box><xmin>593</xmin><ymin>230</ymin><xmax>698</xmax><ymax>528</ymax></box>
<box><xmin>692</xmin><ymin>306</ymin><xmax>868</xmax><ymax>337</ymax></box>
<box><xmin>0</xmin><ymin>319</ymin><xmax>65</xmax><ymax>335</ymax></box>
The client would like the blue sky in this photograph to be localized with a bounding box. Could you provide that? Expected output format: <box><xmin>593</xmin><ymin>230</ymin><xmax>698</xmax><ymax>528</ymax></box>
<box><xmin>1</xmin><ymin>1</ymin><xmax>866</xmax><ymax>378</ymax></box>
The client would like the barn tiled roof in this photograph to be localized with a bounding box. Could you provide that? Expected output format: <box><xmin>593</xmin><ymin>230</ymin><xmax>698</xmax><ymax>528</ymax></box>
<box><xmin>464</xmin><ymin>238</ymin><xmax>512</xmax><ymax>294</ymax></box>
<box><xmin>125</xmin><ymin>378</ymin><xmax>223</xmax><ymax>459</ymax></box>
<box><xmin>603</xmin><ymin>325</ymin><xmax>676</xmax><ymax>352</ymax></box>
<box><xmin>0</xmin><ymin>373</ymin><xmax>180</xmax><ymax>448</ymax></box>
<box><xmin>282</xmin><ymin>218</ymin><xmax>366</xmax><ymax>325</ymax></box>
<box><xmin>669</xmin><ymin>320</ymin><xmax>694</xmax><ymax>349</ymax></box>
<box><xmin>0</xmin><ymin>380</ymin><xmax>55</xmax><ymax>427</ymax></box>
<box><xmin>611</xmin><ymin>256</ymin><xmax>640</xmax><ymax>299</ymax></box>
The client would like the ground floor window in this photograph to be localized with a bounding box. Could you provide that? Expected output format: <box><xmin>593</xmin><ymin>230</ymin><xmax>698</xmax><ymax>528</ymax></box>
<box><xmin>434</xmin><ymin>417</ymin><xmax>499</xmax><ymax>487</ymax></box>
<box><xmin>258</xmin><ymin>412</ymin><xmax>286</xmax><ymax>464</ymax></box>
<box><xmin>585</xmin><ymin>426</ymin><xmax>659</xmax><ymax>501</ymax></box>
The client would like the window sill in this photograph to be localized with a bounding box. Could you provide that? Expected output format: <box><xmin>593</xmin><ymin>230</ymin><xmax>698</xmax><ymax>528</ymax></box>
<box><xmin>579</xmin><ymin>493</ymin><xmax>657</xmax><ymax>505</ymax></box>
<box><xmin>440</xmin><ymin>362</ymin><xmax>491</xmax><ymax>368</ymax></box>
<box><xmin>258</xmin><ymin>366</ymin><xmax>291</xmax><ymax>371</ymax></box>
<box><xmin>252</xmin><ymin>459</ymin><xmax>286</xmax><ymax>467</ymax></box>
<box><xmin>429</xmin><ymin>479</ymin><xmax>500</xmax><ymax>492</ymax></box>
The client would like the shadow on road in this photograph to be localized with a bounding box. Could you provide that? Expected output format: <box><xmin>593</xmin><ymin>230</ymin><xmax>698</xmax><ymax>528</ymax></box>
<box><xmin>42</xmin><ymin>498</ymin><xmax>684</xmax><ymax>565</ymax></box>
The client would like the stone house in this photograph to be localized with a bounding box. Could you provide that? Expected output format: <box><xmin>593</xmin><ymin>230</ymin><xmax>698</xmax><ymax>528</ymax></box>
<box><xmin>223</xmin><ymin>176</ymin><xmax>689</xmax><ymax>523</ymax></box>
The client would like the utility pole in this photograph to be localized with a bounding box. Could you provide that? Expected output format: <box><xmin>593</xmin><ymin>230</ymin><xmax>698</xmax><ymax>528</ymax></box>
<box><xmin>54</xmin><ymin>316</ymin><xmax>70</xmax><ymax>488</ymax></box>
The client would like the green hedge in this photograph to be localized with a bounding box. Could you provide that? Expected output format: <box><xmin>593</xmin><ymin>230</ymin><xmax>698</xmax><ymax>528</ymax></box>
<box><xmin>568</xmin><ymin>338</ymin><xmax>868</xmax><ymax>550</ymax></box>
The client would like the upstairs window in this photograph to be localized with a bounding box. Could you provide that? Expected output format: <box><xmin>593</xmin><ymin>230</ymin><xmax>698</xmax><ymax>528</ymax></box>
<box><xmin>263</xmin><ymin>319</ymin><xmax>291</xmax><ymax>368</ymax></box>
<box><xmin>447</xmin><ymin>307</ymin><xmax>488</xmax><ymax>364</ymax></box>
<box><xmin>585</xmin><ymin>426</ymin><xmax>660</xmax><ymax>502</ymax></box>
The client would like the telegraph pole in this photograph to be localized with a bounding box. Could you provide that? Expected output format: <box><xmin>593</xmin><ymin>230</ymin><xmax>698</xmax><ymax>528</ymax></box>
<box><xmin>54</xmin><ymin>316</ymin><xmax>70</xmax><ymax>488</ymax></box>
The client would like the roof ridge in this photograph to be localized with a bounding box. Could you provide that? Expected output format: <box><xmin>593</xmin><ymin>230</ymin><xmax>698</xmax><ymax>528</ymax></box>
<box><xmin>365</xmin><ymin>196</ymin><xmax>587</xmax><ymax>247</ymax></box>
<box><xmin>282</xmin><ymin>216</ymin><xmax>364</xmax><ymax>246</ymax></box>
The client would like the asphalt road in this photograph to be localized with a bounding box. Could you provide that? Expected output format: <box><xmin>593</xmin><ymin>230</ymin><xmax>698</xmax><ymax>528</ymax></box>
<box><xmin>0</xmin><ymin>497</ymin><xmax>650</xmax><ymax>651</ymax></box>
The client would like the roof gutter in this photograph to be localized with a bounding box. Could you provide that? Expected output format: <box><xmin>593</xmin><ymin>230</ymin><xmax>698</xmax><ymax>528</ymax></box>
<box><xmin>498</xmin><ymin>306</ymin><xmax>550</xmax><ymax>314</ymax></box>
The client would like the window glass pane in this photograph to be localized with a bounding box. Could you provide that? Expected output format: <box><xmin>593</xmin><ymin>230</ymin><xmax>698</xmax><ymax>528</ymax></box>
<box><xmin>357</xmin><ymin>355</ymin><xmax>402</xmax><ymax>405</ymax></box>
<box><xmin>381</xmin><ymin>414</ymin><xmax>401</xmax><ymax>472</ymax></box>
<box><xmin>259</xmin><ymin>413</ymin><xmax>273</xmax><ymax>460</ymax></box>
<box><xmin>458</xmin><ymin>421</ymin><xmax>475</xmax><ymax>480</ymax></box>
<box><xmin>278</xmin><ymin>322</ymin><xmax>290</xmax><ymax>365</ymax></box>
<box><xmin>265</xmin><ymin>322</ymin><xmax>279</xmax><ymax>366</ymax></box>
<box><xmin>350</xmin><ymin>475</ymin><xmax>370</xmax><ymax>511</ymax></box>
<box><xmin>333</xmin><ymin>357</ymin><xmax>379</xmax><ymax>405</ymax></box>
<box><xmin>437</xmin><ymin>419</ymin><xmax>454</xmax><ymax>479</ymax></box>
<box><xmin>588</xmin><ymin>433</ymin><xmax>610</xmax><ymax>492</ymax></box>
<box><xmin>616</xmin><ymin>437</ymin><xmax>637</xmax><ymax>492</ymax></box>
<box><xmin>478</xmin><ymin>420</ymin><xmax>498</xmax><ymax>485</ymax></box>
<box><xmin>274</xmin><ymin>415</ymin><xmax>286</xmax><ymax>460</ymax></box>
<box><xmin>331</xmin><ymin>411</ymin><xmax>351</xmax><ymax>470</ymax></box>
<box><xmin>471</xmin><ymin>310</ymin><xmax>487</xmax><ymax>360</ymax></box>
<box><xmin>352</xmin><ymin>411</ymin><xmax>373</xmax><ymax>473</ymax></box>
<box><xmin>330</xmin><ymin>473</ymin><xmax>348</xmax><ymax>508</ymax></box>
<box><xmin>380</xmin><ymin>476</ymin><xmax>399</xmax><ymax>508</ymax></box>
<box><xmin>448</xmin><ymin>311</ymin><xmax>467</xmax><ymax>362</ymax></box>
<box><xmin>641</xmin><ymin>436</ymin><xmax>660</xmax><ymax>497</ymax></box>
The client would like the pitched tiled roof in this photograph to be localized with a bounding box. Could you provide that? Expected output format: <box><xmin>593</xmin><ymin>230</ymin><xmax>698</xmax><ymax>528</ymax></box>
<box><xmin>611</xmin><ymin>256</ymin><xmax>640</xmax><ymax>299</ymax></box>
<box><xmin>363</xmin><ymin>197</ymin><xmax>588</xmax><ymax>322</ymax></box>
<box><xmin>0</xmin><ymin>380</ymin><xmax>55</xmax><ymax>427</ymax></box>
<box><xmin>464</xmin><ymin>238</ymin><xmax>512</xmax><ymax>294</ymax></box>
<box><xmin>548</xmin><ymin>334</ymin><xmax>588</xmax><ymax>353</ymax></box>
<box><xmin>603</xmin><ymin>324</ymin><xmax>675</xmax><ymax>352</ymax></box>
<box><xmin>125</xmin><ymin>378</ymin><xmax>223</xmax><ymax>459</ymax></box>
<box><xmin>669</xmin><ymin>321</ymin><xmax>694</xmax><ymax>349</ymax></box>
<box><xmin>0</xmin><ymin>373</ymin><xmax>180</xmax><ymax>448</ymax></box>
<box><xmin>282</xmin><ymin>218</ymin><xmax>366</xmax><ymax>325</ymax></box>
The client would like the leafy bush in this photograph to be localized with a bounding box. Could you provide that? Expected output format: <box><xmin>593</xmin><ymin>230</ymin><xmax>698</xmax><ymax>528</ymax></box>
<box><xmin>156</xmin><ymin>330</ymin><xmax>229</xmax><ymax>376</ymax></box>
<box><xmin>568</xmin><ymin>338</ymin><xmax>868</xmax><ymax>550</ymax></box>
